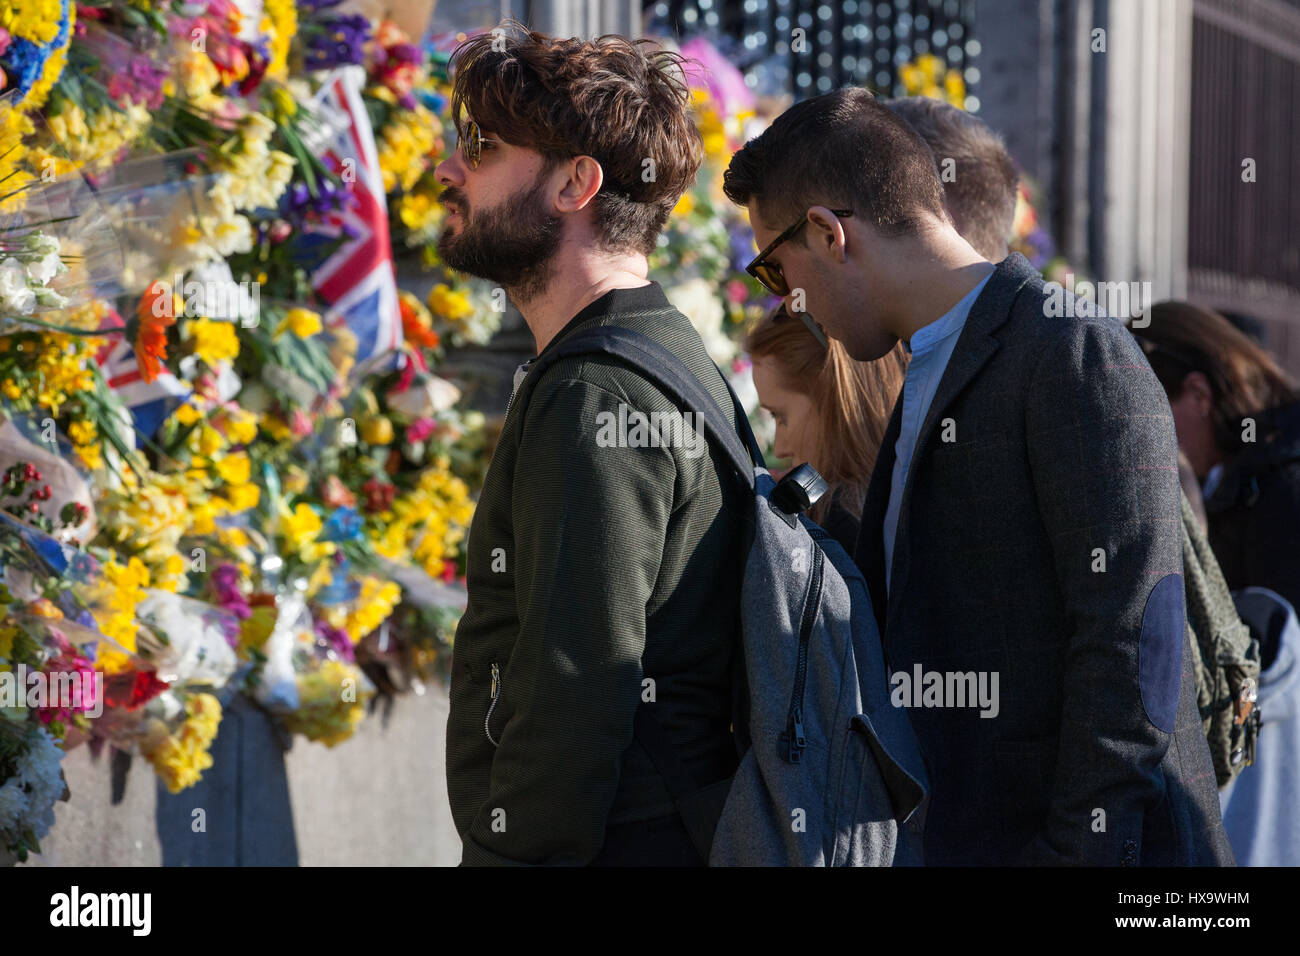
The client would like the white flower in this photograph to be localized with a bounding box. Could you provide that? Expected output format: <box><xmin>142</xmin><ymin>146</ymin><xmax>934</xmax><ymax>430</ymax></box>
<box><xmin>666</xmin><ymin>277</ymin><xmax>734</xmax><ymax>366</ymax></box>
<box><xmin>21</xmin><ymin>234</ymin><xmax>67</xmax><ymax>285</ymax></box>
<box><xmin>387</xmin><ymin>375</ymin><xmax>462</xmax><ymax>418</ymax></box>
<box><xmin>34</xmin><ymin>287</ymin><xmax>69</xmax><ymax>309</ymax></box>
<box><xmin>0</xmin><ymin>258</ymin><xmax>36</xmax><ymax>315</ymax></box>
<box><xmin>26</xmin><ymin>250</ymin><xmax>66</xmax><ymax>285</ymax></box>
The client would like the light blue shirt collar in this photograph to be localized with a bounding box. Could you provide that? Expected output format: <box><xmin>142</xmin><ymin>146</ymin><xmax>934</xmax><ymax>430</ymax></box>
<box><xmin>907</xmin><ymin>287</ymin><xmax>975</xmax><ymax>355</ymax></box>
<box><xmin>883</xmin><ymin>268</ymin><xmax>995</xmax><ymax>593</ymax></box>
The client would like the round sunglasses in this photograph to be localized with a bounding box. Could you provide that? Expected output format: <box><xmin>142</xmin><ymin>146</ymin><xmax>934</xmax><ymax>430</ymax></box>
<box><xmin>460</xmin><ymin>120</ymin><xmax>502</xmax><ymax>169</ymax></box>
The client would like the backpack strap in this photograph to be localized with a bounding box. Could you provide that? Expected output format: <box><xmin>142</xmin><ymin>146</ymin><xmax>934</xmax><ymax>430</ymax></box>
<box><xmin>511</xmin><ymin>325</ymin><xmax>764</xmax><ymax>487</ymax></box>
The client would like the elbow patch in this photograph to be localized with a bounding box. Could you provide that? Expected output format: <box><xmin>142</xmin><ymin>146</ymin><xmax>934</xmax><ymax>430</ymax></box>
<box><xmin>1138</xmin><ymin>573</ymin><xmax>1185</xmax><ymax>733</ymax></box>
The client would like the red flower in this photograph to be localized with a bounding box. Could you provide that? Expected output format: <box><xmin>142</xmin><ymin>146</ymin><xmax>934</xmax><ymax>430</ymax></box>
<box><xmin>362</xmin><ymin>478</ymin><xmax>397</xmax><ymax>514</ymax></box>
<box><xmin>103</xmin><ymin>669</ymin><xmax>169</xmax><ymax>712</ymax></box>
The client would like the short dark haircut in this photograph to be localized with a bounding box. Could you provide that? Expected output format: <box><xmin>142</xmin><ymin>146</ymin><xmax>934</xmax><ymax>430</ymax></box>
<box><xmin>883</xmin><ymin>96</ymin><xmax>1019</xmax><ymax>261</ymax></box>
<box><xmin>449</xmin><ymin>20</ymin><xmax>702</xmax><ymax>255</ymax></box>
<box><xmin>722</xmin><ymin>86</ymin><xmax>948</xmax><ymax>238</ymax></box>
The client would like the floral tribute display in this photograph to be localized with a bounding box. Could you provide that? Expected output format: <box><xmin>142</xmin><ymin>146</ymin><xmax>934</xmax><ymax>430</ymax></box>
<box><xmin>0</xmin><ymin>1</ymin><xmax>506</xmax><ymax>862</ymax></box>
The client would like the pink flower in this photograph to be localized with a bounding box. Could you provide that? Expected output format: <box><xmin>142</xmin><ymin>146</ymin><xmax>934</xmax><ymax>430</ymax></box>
<box><xmin>38</xmin><ymin>653</ymin><xmax>100</xmax><ymax>725</ymax></box>
<box><xmin>290</xmin><ymin>408</ymin><xmax>314</xmax><ymax>438</ymax></box>
<box><xmin>406</xmin><ymin>417</ymin><xmax>436</xmax><ymax>444</ymax></box>
<box><xmin>195</xmin><ymin>373</ymin><xmax>221</xmax><ymax>402</ymax></box>
<box><xmin>726</xmin><ymin>279</ymin><xmax>749</xmax><ymax>304</ymax></box>
<box><xmin>0</xmin><ymin>29</ymin><xmax>11</xmax><ymax>57</ymax></box>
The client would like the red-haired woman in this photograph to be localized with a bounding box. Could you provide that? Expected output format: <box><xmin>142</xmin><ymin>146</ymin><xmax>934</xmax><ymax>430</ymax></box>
<box><xmin>746</xmin><ymin>305</ymin><xmax>908</xmax><ymax>553</ymax></box>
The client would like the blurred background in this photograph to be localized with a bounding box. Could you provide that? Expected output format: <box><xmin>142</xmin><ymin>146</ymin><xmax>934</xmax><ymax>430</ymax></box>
<box><xmin>431</xmin><ymin>0</ymin><xmax>1300</xmax><ymax>373</ymax></box>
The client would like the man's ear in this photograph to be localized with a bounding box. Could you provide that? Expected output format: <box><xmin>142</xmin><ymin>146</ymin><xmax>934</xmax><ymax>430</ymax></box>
<box><xmin>555</xmin><ymin>155</ymin><xmax>604</xmax><ymax>212</ymax></box>
<box><xmin>806</xmin><ymin>205</ymin><xmax>848</xmax><ymax>263</ymax></box>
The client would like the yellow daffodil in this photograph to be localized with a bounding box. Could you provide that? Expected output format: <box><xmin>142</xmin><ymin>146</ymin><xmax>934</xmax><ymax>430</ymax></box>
<box><xmin>274</xmin><ymin>307</ymin><xmax>323</xmax><ymax>339</ymax></box>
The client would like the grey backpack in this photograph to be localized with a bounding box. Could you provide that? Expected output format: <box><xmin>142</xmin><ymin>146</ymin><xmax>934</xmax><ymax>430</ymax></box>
<box><xmin>521</xmin><ymin>326</ymin><xmax>929</xmax><ymax>866</ymax></box>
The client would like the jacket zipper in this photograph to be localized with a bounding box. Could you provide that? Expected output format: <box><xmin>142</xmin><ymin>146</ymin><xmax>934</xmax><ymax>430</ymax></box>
<box><xmin>781</xmin><ymin>547</ymin><xmax>823</xmax><ymax>763</ymax></box>
<box><xmin>485</xmin><ymin>662</ymin><xmax>502</xmax><ymax>748</ymax></box>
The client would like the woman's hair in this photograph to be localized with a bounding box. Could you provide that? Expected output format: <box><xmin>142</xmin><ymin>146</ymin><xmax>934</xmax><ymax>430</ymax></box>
<box><xmin>1134</xmin><ymin>301</ymin><xmax>1297</xmax><ymax>456</ymax></box>
<box><xmin>746</xmin><ymin>306</ymin><xmax>907</xmax><ymax>521</ymax></box>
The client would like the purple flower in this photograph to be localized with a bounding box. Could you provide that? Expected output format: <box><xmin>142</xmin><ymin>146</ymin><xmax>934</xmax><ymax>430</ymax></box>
<box><xmin>390</xmin><ymin>43</ymin><xmax>422</xmax><ymax>64</ymax></box>
<box><xmin>302</xmin><ymin>14</ymin><xmax>372</xmax><ymax>70</ymax></box>
<box><xmin>315</xmin><ymin>620</ymin><xmax>354</xmax><ymax>662</ymax></box>
<box><xmin>729</xmin><ymin>223</ymin><xmax>757</xmax><ymax>274</ymax></box>
<box><xmin>280</xmin><ymin>176</ymin><xmax>357</xmax><ymax>227</ymax></box>
<box><xmin>210</xmin><ymin>563</ymin><xmax>252</xmax><ymax>622</ymax></box>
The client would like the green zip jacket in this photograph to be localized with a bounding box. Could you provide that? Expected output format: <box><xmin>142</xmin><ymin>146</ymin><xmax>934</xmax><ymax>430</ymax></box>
<box><xmin>446</xmin><ymin>281</ymin><xmax>747</xmax><ymax>865</ymax></box>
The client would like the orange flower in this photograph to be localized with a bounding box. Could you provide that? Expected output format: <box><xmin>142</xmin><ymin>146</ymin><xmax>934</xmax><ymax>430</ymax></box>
<box><xmin>137</xmin><ymin>282</ymin><xmax>179</xmax><ymax>384</ymax></box>
<box><xmin>399</xmin><ymin>290</ymin><xmax>440</xmax><ymax>349</ymax></box>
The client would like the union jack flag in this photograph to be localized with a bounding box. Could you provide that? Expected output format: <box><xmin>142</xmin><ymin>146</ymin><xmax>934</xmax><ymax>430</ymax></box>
<box><xmin>302</xmin><ymin>66</ymin><xmax>403</xmax><ymax>370</ymax></box>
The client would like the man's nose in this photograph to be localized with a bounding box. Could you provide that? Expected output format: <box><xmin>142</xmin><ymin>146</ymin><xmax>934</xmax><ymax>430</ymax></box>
<box><xmin>435</xmin><ymin>152</ymin><xmax>465</xmax><ymax>188</ymax></box>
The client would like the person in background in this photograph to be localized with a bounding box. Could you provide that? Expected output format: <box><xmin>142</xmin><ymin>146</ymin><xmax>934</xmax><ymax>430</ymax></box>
<box><xmin>1133</xmin><ymin>302</ymin><xmax>1300</xmax><ymax>613</ymax></box>
<box><xmin>881</xmin><ymin>96</ymin><xmax>1018</xmax><ymax>263</ymax></box>
<box><xmin>746</xmin><ymin>304</ymin><xmax>906</xmax><ymax>553</ymax></box>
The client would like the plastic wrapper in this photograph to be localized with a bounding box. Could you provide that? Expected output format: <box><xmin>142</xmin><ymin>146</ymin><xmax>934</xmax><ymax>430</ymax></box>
<box><xmin>0</xmin><ymin>94</ymin><xmax>132</xmax><ymax>320</ymax></box>
<box><xmin>251</xmin><ymin>590</ymin><xmax>311</xmax><ymax>713</ymax></box>
<box><xmin>0</xmin><ymin>417</ymin><xmax>97</xmax><ymax>545</ymax></box>
<box><xmin>0</xmin><ymin>508</ymin><xmax>100</xmax><ymax>606</ymax></box>
<box><xmin>1</xmin><ymin>612</ymin><xmax>112</xmax><ymax>725</ymax></box>
<box><xmin>133</xmin><ymin>590</ymin><xmax>240</xmax><ymax>690</ymax></box>
<box><xmin>66</xmin><ymin>150</ymin><xmax>237</xmax><ymax>296</ymax></box>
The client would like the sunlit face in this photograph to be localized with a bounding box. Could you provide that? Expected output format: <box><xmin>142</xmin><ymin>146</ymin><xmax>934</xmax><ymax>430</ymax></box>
<box><xmin>751</xmin><ymin>354</ymin><xmax>820</xmax><ymax>468</ymax></box>
<box><xmin>433</xmin><ymin>122</ymin><xmax>563</xmax><ymax>298</ymax></box>
<box><xmin>747</xmin><ymin>201</ymin><xmax>898</xmax><ymax>362</ymax></box>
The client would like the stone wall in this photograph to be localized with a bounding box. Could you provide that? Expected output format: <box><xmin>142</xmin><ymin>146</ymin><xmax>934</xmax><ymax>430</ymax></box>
<box><xmin>21</xmin><ymin>687</ymin><xmax>462</xmax><ymax>867</ymax></box>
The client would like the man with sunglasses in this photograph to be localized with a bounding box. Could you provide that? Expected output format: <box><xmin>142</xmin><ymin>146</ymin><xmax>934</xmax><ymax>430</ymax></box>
<box><xmin>724</xmin><ymin>87</ymin><xmax>1232</xmax><ymax>866</ymax></box>
<box><xmin>437</xmin><ymin>24</ymin><xmax>749</xmax><ymax>866</ymax></box>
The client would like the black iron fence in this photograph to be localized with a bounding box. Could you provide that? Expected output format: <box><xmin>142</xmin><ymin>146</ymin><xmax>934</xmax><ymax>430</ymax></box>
<box><xmin>643</xmin><ymin>0</ymin><xmax>979</xmax><ymax>106</ymax></box>
<box><xmin>1188</xmin><ymin>0</ymin><xmax>1300</xmax><ymax>368</ymax></box>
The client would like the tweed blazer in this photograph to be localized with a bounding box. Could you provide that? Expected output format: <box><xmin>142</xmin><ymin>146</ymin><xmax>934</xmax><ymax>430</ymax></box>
<box><xmin>853</xmin><ymin>254</ymin><xmax>1234</xmax><ymax>866</ymax></box>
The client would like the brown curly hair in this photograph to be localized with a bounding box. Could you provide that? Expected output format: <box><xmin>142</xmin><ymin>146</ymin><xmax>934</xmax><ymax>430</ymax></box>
<box><xmin>447</xmin><ymin>21</ymin><xmax>703</xmax><ymax>256</ymax></box>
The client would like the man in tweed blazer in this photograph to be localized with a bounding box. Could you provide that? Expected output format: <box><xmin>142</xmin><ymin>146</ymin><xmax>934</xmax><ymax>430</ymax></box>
<box><xmin>725</xmin><ymin>88</ymin><xmax>1233</xmax><ymax>865</ymax></box>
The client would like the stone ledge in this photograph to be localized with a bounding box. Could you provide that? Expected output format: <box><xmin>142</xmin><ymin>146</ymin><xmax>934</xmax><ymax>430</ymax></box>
<box><xmin>19</xmin><ymin>687</ymin><xmax>462</xmax><ymax>867</ymax></box>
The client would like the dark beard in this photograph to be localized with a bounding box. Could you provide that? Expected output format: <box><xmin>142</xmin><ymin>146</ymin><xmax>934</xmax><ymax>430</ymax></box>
<box><xmin>436</xmin><ymin>176</ymin><xmax>562</xmax><ymax>301</ymax></box>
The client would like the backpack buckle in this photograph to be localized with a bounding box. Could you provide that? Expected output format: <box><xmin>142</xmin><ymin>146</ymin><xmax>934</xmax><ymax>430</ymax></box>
<box><xmin>770</xmin><ymin>464</ymin><xmax>828</xmax><ymax>516</ymax></box>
